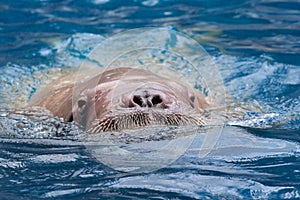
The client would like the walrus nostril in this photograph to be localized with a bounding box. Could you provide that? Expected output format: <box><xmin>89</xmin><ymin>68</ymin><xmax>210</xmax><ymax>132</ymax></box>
<box><xmin>152</xmin><ymin>95</ymin><xmax>162</xmax><ymax>106</ymax></box>
<box><xmin>131</xmin><ymin>93</ymin><xmax>164</xmax><ymax>108</ymax></box>
<box><xmin>133</xmin><ymin>95</ymin><xmax>144</xmax><ymax>107</ymax></box>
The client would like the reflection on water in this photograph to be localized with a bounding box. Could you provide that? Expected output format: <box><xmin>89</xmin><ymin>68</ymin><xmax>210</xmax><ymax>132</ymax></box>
<box><xmin>0</xmin><ymin>0</ymin><xmax>300</xmax><ymax>199</ymax></box>
<box><xmin>0</xmin><ymin>0</ymin><xmax>299</xmax><ymax>65</ymax></box>
<box><xmin>1</xmin><ymin>125</ymin><xmax>299</xmax><ymax>199</ymax></box>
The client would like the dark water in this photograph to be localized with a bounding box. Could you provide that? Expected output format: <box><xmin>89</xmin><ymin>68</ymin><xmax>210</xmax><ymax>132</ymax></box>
<box><xmin>0</xmin><ymin>0</ymin><xmax>300</xmax><ymax>199</ymax></box>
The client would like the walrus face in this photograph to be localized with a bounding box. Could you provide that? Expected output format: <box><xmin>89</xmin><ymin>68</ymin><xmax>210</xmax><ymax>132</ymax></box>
<box><xmin>72</xmin><ymin>68</ymin><xmax>208</xmax><ymax>133</ymax></box>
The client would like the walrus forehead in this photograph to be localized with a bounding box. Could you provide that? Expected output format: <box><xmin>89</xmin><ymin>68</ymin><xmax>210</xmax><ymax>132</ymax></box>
<box><xmin>81</xmin><ymin>68</ymin><xmax>196</xmax><ymax>103</ymax></box>
<box><xmin>95</xmin><ymin>67</ymin><xmax>160</xmax><ymax>84</ymax></box>
<box><xmin>94</xmin><ymin>78</ymin><xmax>190</xmax><ymax>99</ymax></box>
<box><xmin>93</xmin><ymin>67</ymin><xmax>193</xmax><ymax>91</ymax></box>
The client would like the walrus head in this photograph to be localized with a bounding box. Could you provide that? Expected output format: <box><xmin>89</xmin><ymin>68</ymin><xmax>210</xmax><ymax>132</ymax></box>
<box><xmin>71</xmin><ymin>67</ymin><xmax>209</xmax><ymax>133</ymax></box>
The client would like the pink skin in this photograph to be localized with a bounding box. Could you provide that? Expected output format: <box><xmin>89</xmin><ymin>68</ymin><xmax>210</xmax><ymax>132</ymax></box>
<box><xmin>71</xmin><ymin>68</ymin><xmax>208</xmax><ymax>131</ymax></box>
<box><xmin>29</xmin><ymin>67</ymin><xmax>208</xmax><ymax>132</ymax></box>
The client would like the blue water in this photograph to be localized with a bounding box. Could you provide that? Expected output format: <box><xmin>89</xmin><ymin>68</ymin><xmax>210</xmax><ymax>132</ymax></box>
<box><xmin>0</xmin><ymin>0</ymin><xmax>300</xmax><ymax>199</ymax></box>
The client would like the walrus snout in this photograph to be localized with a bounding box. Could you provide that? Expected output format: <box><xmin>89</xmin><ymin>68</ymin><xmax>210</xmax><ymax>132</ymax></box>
<box><xmin>29</xmin><ymin>67</ymin><xmax>209</xmax><ymax>133</ymax></box>
<box><xmin>126</xmin><ymin>89</ymin><xmax>175</xmax><ymax>109</ymax></box>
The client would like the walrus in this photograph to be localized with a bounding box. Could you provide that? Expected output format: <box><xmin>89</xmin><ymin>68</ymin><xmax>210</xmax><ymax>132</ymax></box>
<box><xmin>28</xmin><ymin>67</ymin><xmax>210</xmax><ymax>133</ymax></box>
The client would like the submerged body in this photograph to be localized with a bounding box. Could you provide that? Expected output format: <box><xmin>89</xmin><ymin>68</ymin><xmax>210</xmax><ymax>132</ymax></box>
<box><xmin>29</xmin><ymin>67</ymin><xmax>210</xmax><ymax>133</ymax></box>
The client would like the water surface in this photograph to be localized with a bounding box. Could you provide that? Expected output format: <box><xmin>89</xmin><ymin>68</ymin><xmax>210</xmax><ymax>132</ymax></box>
<box><xmin>0</xmin><ymin>0</ymin><xmax>299</xmax><ymax>199</ymax></box>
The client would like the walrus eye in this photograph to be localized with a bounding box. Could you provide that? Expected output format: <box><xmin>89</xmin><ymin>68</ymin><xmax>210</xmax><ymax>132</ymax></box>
<box><xmin>78</xmin><ymin>99</ymin><xmax>86</xmax><ymax>108</ymax></box>
<box><xmin>190</xmin><ymin>95</ymin><xmax>195</xmax><ymax>103</ymax></box>
<box><xmin>189</xmin><ymin>95</ymin><xmax>195</xmax><ymax>108</ymax></box>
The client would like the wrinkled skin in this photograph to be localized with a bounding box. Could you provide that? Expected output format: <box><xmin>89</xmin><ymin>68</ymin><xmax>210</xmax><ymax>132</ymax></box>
<box><xmin>29</xmin><ymin>67</ymin><xmax>209</xmax><ymax>133</ymax></box>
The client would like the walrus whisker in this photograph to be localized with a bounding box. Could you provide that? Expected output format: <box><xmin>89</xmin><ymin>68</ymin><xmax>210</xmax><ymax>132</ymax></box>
<box><xmin>87</xmin><ymin>110</ymin><xmax>206</xmax><ymax>133</ymax></box>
